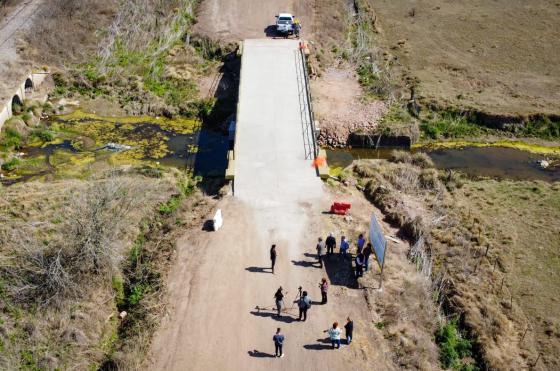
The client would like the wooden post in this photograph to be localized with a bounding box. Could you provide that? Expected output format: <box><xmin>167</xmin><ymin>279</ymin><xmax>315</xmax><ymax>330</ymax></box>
<box><xmin>531</xmin><ymin>353</ymin><xmax>542</xmax><ymax>368</ymax></box>
<box><xmin>521</xmin><ymin>326</ymin><xmax>529</xmax><ymax>342</ymax></box>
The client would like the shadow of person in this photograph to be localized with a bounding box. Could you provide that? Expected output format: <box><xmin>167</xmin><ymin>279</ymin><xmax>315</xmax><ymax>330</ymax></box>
<box><xmin>250</xmin><ymin>310</ymin><xmax>296</xmax><ymax>323</ymax></box>
<box><xmin>303</xmin><ymin>337</ymin><xmax>333</xmax><ymax>350</ymax></box>
<box><xmin>248</xmin><ymin>350</ymin><xmax>275</xmax><ymax>358</ymax></box>
<box><xmin>245</xmin><ymin>266</ymin><xmax>272</xmax><ymax>273</ymax></box>
<box><xmin>291</xmin><ymin>260</ymin><xmax>319</xmax><ymax>268</ymax></box>
<box><xmin>264</xmin><ymin>25</ymin><xmax>277</xmax><ymax>38</ymax></box>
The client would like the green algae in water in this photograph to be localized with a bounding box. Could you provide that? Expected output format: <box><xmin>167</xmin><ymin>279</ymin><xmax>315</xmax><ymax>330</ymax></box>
<box><xmin>51</xmin><ymin>110</ymin><xmax>201</xmax><ymax>160</ymax></box>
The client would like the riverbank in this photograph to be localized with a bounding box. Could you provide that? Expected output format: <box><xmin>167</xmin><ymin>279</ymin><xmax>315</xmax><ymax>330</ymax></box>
<box><xmin>346</xmin><ymin>154</ymin><xmax>560</xmax><ymax>370</ymax></box>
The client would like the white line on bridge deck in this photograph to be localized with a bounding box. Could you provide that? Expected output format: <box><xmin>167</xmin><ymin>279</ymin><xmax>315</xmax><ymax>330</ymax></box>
<box><xmin>234</xmin><ymin>39</ymin><xmax>323</xmax><ymax>210</ymax></box>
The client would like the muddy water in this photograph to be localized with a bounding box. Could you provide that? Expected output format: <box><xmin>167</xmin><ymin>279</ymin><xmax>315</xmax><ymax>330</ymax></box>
<box><xmin>327</xmin><ymin>147</ymin><xmax>560</xmax><ymax>182</ymax></box>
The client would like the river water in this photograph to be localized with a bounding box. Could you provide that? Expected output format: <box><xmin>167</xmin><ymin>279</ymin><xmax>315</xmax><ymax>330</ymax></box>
<box><xmin>327</xmin><ymin>147</ymin><xmax>560</xmax><ymax>182</ymax></box>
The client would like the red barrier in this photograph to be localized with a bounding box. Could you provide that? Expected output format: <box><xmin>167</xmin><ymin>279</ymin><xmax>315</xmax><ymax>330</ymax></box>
<box><xmin>330</xmin><ymin>202</ymin><xmax>351</xmax><ymax>215</ymax></box>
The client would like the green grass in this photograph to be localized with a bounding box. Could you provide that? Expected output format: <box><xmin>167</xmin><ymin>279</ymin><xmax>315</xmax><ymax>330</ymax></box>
<box><xmin>421</xmin><ymin>113</ymin><xmax>484</xmax><ymax>140</ymax></box>
<box><xmin>29</xmin><ymin>129</ymin><xmax>55</xmax><ymax>143</ymax></box>
<box><xmin>0</xmin><ymin>129</ymin><xmax>22</xmax><ymax>150</ymax></box>
<box><xmin>112</xmin><ymin>275</ymin><xmax>125</xmax><ymax>308</ymax></box>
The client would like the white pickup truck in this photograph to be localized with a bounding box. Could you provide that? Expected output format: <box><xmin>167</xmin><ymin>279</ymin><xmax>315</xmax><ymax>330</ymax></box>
<box><xmin>275</xmin><ymin>13</ymin><xmax>294</xmax><ymax>37</ymax></box>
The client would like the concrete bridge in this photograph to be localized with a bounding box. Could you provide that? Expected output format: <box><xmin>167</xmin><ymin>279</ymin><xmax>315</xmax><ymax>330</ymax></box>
<box><xmin>0</xmin><ymin>71</ymin><xmax>49</xmax><ymax>130</ymax></box>
<box><xmin>227</xmin><ymin>39</ymin><xmax>327</xmax><ymax>198</ymax></box>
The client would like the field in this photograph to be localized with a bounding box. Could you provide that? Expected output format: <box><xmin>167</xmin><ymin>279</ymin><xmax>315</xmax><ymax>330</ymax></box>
<box><xmin>352</xmin><ymin>155</ymin><xmax>560</xmax><ymax>370</ymax></box>
<box><xmin>455</xmin><ymin>180</ymin><xmax>560</xmax><ymax>369</ymax></box>
<box><xmin>370</xmin><ymin>0</ymin><xmax>560</xmax><ymax>117</ymax></box>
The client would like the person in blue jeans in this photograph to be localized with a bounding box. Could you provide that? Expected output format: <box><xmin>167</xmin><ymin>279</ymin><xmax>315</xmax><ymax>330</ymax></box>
<box><xmin>339</xmin><ymin>236</ymin><xmax>349</xmax><ymax>260</ymax></box>
<box><xmin>326</xmin><ymin>322</ymin><xmax>342</xmax><ymax>349</ymax></box>
<box><xmin>273</xmin><ymin>328</ymin><xmax>285</xmax><ymax>358</ymax></box>
<box><xmin>345</xmin><ymin>317</ymin><xmax>354</xmax><ymax>345</ymax></box>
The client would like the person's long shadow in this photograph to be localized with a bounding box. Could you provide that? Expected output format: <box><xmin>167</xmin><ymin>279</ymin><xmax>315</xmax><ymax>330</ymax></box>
<box><xmin>245</xmin><ymin>266</ymin><xmax>272</xmax><ymax>273</ymax></box>
<box><xmin>248</xmin><ymin>350</ymin><xmax>275</xmax><ymax>358</ymax></box>
<box><xmin>303</xmin><ymin>338</ymin><xmax>333</xmax><ymax>351</ymax></box>
<box><xmin>291</xmin><ymin>259</ymin><xmax>319</xmax><ymax>268</ymax></box>
<box><xmin>250</xmin><ymin>311</ymin><xmax>296</xmax><ymax>323</ymax></box>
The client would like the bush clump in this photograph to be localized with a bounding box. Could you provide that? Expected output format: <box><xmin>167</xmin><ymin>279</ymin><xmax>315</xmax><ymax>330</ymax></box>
<box><xmin>1</xmin><ymin>157</ymin><xmax>20</xmax><ymax>171</ymax></box>
<box><xmin>436</xmin><ymin>320</ymin><xmax>477</xmax><ymax>370</ymax></box>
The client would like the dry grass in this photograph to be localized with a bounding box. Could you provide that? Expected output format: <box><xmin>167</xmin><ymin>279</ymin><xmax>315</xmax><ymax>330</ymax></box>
<box><xmin>22</xmin><ymin>0</ymin><xmax>117</xmax><ymax>66</ymax></box>
<box><xmin>368</xmin><ymin>0</ymin><xmax>560</xmax><ymax>117</ymax></box>
<box><xmin>323</xmin><ymin>183</ymin><xmax>441</xmax><ymax>369</ymax></box>
<box><xmin>0</xmin><ymin>170</ymin><xmax>179</xmax><ymax>369</ymax></box>
<box><xmin>354</xmin><ymin>156</ymin><xmax>559</xmax><ymax>370</ymax></box>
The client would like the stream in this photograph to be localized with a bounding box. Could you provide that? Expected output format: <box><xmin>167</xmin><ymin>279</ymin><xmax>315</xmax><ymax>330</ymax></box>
<box><xmin>327</xmin><ymin>146</ymin><xmax>560</xmax><ymax>182</ymax></box>
<box><xmin>2</xmin><ymin>110</ymin><xmax>559</xmax><ymax>184</ymax></box>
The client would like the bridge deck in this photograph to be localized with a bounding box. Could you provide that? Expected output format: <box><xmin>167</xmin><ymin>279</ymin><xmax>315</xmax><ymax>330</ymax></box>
<box><xmin>234</xmin><ymin>39</ymin><xmax>322</xmax><ymax>207</ymax></box>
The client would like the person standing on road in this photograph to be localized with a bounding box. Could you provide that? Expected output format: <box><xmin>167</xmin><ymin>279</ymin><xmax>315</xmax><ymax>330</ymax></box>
<box><xmin>297</xmin><ymin>291</ymin><xmax>311</xmax><ymax>321</ymax></box>
<box><xmin>357</xmin><ymin>233</ymin><xmax>366</xmax><ymax>254</ymax></box>
<box><xmin>325</xmin><ymin>322</ymin><xmax>342</xmax><ymax>349</ymax></box>
<box><xmin>326</xmin><ymin>233</ymin><xmax>336</xmax><ymax>256</ymax></box>
<box><xmin>355</xmin><ymin>252</ymin><xmax>365</xmax><ymax>278</ymax></box>
<box><xmin>319</xmin><ymin>278</ymin><xmax>329</xmax><ymax>304</ymax></box>
<box><xmin>293</xmin><ymin>18</ymin><xmax>302</xmax><ymax>38</ymax></box>
<box><xmin>344</xmin><ymin>317</ymin><xmax>354</xmax><ymax>345</ymax></box>
<box><xmin>274</xmin><ymin>287</ymin><xmax>284</xmax><ymax>317</ymax></box>
<box><xmin>363</xmin><ymin>243</ymin><xmax>373</xmax><ymax>272</ymax></box>
<box><xmin>273</xmin><ymin>328</ymin><xmax>285</xmax><ymax>358</ymax></box>
<box><xmin>316</xmin><ymin>237</ymin><xmax>325</xmax><ymax>268</ymax></box>
<box><xmin>270</xmin><ymin>244</ymin><xmax>277</xmax><ymax>274</ymax></box>
<box><xmin>340</xmin><ymin>236</ymin><xmax>350</xmax><ymax>260</ymax></box>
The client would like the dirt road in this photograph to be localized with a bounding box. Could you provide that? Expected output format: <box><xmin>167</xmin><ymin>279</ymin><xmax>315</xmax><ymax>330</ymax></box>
<box><xmin>0</xmin><ymin>0</ymin><xmax>43</xmax><ymax>100</ymax></box>
<box><xmin>193</xmin><ymin>0</ymin><xmax>315</xmax><ymax>42</ymax></box>
<box><xmin>150</xmin><ymin>34</ymin><xmax>394</xmax><ymax>371</ymax></box>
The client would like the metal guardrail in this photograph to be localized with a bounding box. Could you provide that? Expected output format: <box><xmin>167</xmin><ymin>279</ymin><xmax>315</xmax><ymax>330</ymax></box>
<box><xmin>294</xmin><ymin>47</ymin><xmax>319</xmax><ymax>160</ymax></box>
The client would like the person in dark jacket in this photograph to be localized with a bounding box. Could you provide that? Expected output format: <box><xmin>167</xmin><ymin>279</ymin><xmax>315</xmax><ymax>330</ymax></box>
<box><xmin>325</xmin><ymin>233</ymin><xmax>336</xmax><ymax>256</ymax></box>
<box><xmin>274</xmin><ymin>287</ymin><xmax>284</xmax><ymax>317</ymax></box>
<box><xmin>273</xmin><ymin>328</ymin><xmax>285</xmax><ymax>357</ymax></box>
<box><xmin>363</xmin><ymin>243</ymin><xmax>373</xmax><ymax>272</ymax></box>
<box><xmin>344</xmin><ymin>317</ymin><xmax>354</xmax><ymax>345</ymax></box>
<box><xmin>297</xmin><ymin>291</ymin><xmax>311</xmax><ymax>321</ymax></box>
<box><xmin>355</xmin><ymin>252</ymin><xmax>365</xmax><ymax>277</ymax></box>
<box><xmin>270</xmin><ymin>244</ymin><xmax>277</xmax><ymax>274</ymax></box>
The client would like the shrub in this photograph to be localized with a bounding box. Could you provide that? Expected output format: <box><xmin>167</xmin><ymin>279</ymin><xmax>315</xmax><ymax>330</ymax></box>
<box><xmin>411</xmin><ymin>152</ymin><xmax>434</xmax><ymax>168</ymax></box>
<box><xmin>0</xmin><ymin>129</ymin><xmax>22</xmax><ymax>149</ymax></box>
<box><xmin>436</xmin><ymin>319</ymin><xmax>474</xmax><ymax>369</ymax></box>
<box><xmin>1</xmin><ymin>158</ymin><xmax>20</xmax><ymax>171</ymax></box>
<box><xmin>112</xmin><ymin>275</ymin><xmax>125</xmax><ymax>308</ymax></box>
<box><xmin>419</xmin><ymin>168</ymin><xmax>439</xmax><ymax>189</ymax></box>
<box><xmin>21</xmin><ymin>113</ymin><xmax>33</xmax><ymax>125</ymax></box>
<box><xmin>389</xmin><ymin>150</ymin><xmax>412</xmax><ymax>164</ymax></box>
<box><xmin>353</xmin><ymin>163</ymin><xmax>376</xmax><ymax>178</ymax></box>
<box><xmin>440</xmin><ymin>170</ymin><xmax>464</xmax><ymax>191</ymax></box>
<box><xmin>30</xmin><ymin>129</ymin><xmax>55</xmax><ymax>142</ymax></box>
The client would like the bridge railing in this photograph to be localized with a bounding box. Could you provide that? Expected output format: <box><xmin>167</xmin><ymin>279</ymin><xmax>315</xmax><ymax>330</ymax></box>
<box><xmin>295</xmin><ymin>45</ymin><xmax>319</xmax><ymax>160</ymax></box>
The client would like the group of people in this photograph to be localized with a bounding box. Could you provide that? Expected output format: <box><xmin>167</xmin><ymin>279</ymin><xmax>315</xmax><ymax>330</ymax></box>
<box><xmin>273</xmin><ymin>317</ymin><xmax>353</xmax><ymax>357</ymax></box>
<box><xmin>267</xmin><ymin>232</ymin><xmax>370</xmax><ymax>357</ymax></box>
<box><xmin>316</xmin><ymin>232</ymin><xmax>374</xmax><ymax>278</ymax></box>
